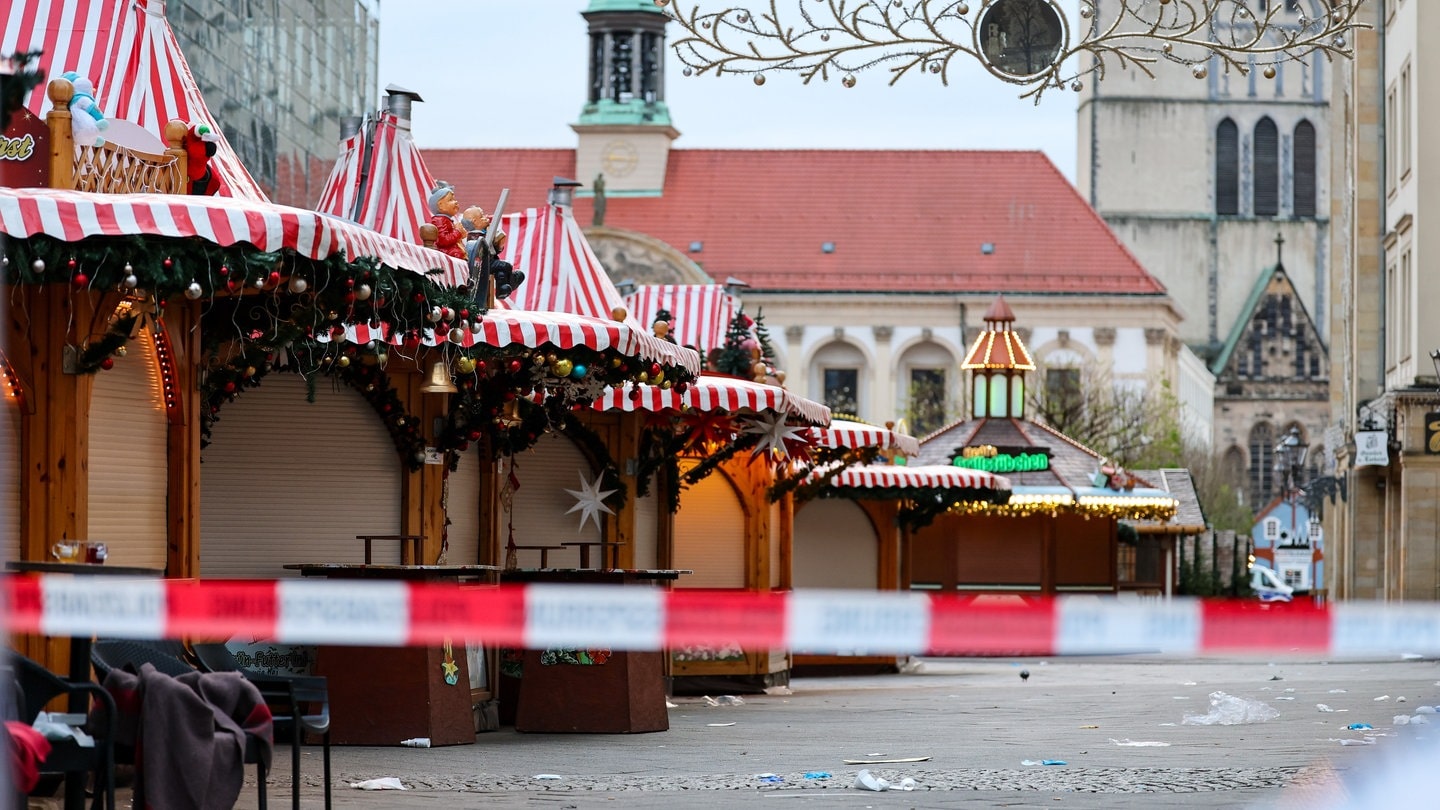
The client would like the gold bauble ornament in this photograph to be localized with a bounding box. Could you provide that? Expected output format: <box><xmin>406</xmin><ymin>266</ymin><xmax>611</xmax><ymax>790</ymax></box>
<box><xmin>652</xmin><ymin>369</ymin><xmax>665</xmax><ymax>384</ymax></box>
<box><xmin>611</xmin><ymin>307</ymin><xmax>628</xmax><ymax>322</ymax></box>
<box><xmin>337</xmin><ymin>356</ymin><xmax>351</xmax><ymax>367</ymax></box>
<box><xmin>637</xmin><ymin>372</ymin><xmax>649</xmax><ymax>384</ymax></box>
<box><xmin>552</xmin><ymin>358</ymin><xmax>574</xmax><ymax>377</ymax></box>
<box><xmin>113</xmin><ymin>345</ymin><xmax>128</xmax><ymax>357</ymax></box>
<box><xmin>456</xmin><ymin>356</ymin><xmax>477</xmax><ymax>374</ymax></box>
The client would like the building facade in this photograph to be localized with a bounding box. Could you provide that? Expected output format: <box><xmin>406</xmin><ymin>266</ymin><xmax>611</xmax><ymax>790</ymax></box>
<box><xmin>1324</xmin><ymin>0</ymin><xmax>1440</xmax><ymax>602</ymax></box>
<box><xmin>168</xmin><ymin>0</ymin><xmax>379</xmax><ymax>206</ymax></box>
<box><xmin>1077</xmin><ymin>0</ymin><xmax>1332</xmax><ymax>505</ymax></box>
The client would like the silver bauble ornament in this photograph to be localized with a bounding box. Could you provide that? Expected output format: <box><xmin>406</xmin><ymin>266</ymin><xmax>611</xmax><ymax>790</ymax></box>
<box><xmin>355</xmin><ymin>283</ymin><xmax>372</xmax><ymax>301</ymax></box>
<box><xmin>185</xmin><ymin>282</ymin><xmax>203</xmax><ymax>299</ymax></box>
<box><xmin>288</xmin><ymin>277</ymin><xmax>308</xmax><ymax>293</ymax></box>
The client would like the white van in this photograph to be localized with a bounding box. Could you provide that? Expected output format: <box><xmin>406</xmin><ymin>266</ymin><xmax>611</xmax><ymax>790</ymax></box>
<box><xmin>1250</xmin><ymin>565</ymin><xmax>1295</xmax><ymax>602</ymax></box>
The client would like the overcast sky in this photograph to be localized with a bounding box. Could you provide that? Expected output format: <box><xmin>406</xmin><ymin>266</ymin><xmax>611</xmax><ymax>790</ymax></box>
<box><xmin>377</xmin><ymin>0</ymin><xmax>1083</xmax><ymax>182</ymax></box>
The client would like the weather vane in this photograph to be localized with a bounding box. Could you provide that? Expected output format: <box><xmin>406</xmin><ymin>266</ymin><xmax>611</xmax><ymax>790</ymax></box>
<box><xmin>657</xmin><ymin>0</ymin><xmax>1367</xmax><ymax>103</ymax></box>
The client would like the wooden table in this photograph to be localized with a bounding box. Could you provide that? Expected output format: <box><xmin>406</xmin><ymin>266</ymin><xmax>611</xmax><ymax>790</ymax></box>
<box><xmin>355</xmin><ymin>534</ymin><xmax>425</xmax><ymax>564</ymax></box>
<box><xmin>498</xmin><ymin>568</ymin><xmax>688</xmax><ymax>734</ymax></box>
<box><xmin>508</xmin><ymin>544</ymin><xmax>565</xmax><ymax>567</ymax></box>
<box><xmin>284</xmin><ymin>564</ymin><xmax>500</xmax><ymax>746</ymax></box>
<box><xmin>6</xmin><ymin>560</ymin><xmax>165</xmax><ymax>810</ymax></box>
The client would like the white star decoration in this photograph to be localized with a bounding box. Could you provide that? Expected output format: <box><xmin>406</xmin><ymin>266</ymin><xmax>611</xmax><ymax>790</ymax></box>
<box><xmin>743</xmin><ymin>413</ymin><xmax>807</xmax><ymax>459</ymax></box>
<box><xmin>565</xmin><ymin>470</ymin><xmax>617</xmax><ymax>533</ymax></box>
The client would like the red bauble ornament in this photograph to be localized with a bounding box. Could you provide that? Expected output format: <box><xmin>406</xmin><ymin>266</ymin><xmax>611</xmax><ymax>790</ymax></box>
<box><xmin>71</xmin><ymin>273</ymin><xmax>89</xmax><ymax>288</ymax></box>
<box><xmin>344</xmin><ymin>292</ymin><xmax>356</xmax><ymax>304</ymax></box>
<box><xmin>163</xmin><ymin>258</ymin><xmax>173</xmax><ymax>269</ymax></box>
<box><xmin>468</xmin><ymin>430</ymin><xmax>482</xmax><ymax>441</ymax></box>
<box><xmin>223</xmin><ymin>381</ymin><xmax>236</xmax><ymax>393</ymax></box>
<box><xmin>459</xmin><ymin>309</ymin><xmax>470</xmax><ymax>319</ymax></box>
<box><xmin>346</xmin><ymin>278</ymin><xmax>356</xmax><ymax>289</ymax></box>
<box><xmin>267</xmin><ymin>271</ymin><xmax>281</xmax><ymax>285</ymax></box>
<box><xmin>67</xmin><ymin>258</ymin><xmax>77</xmax><ymax>270</ymax></box>
<box><xmin>412</xmin><ymin>293</ymin><xmax>425</xmax><ymax>303</ymax></box>
<box><xmin>458</xmin><ymin>441</ymin><xmax>470</xmax><ymax>452</ymax></box>
<box><xmin>649</xmin><ymin>362</ymin><xmax>662</xmax><ymax>377</ymax></box>
<box><xmin>475</xmin><ymin>360</ymin><xmax>487</xmax><ymax>371</ymax></box>
<box><xmin>218</xmin><ymin>265</ymin><xmax>229</xmax><ymax>276</ymax></box>
<box><xmin>506</xmin><ymin>359</ymin><xmax>522</xmax><ymax>374</ymax></box>
<box><xmin>503</xmin><ymin>390</ymin><xmax>517</xmax><ymax>401</ymax></box>
<box><xmin>99</xmin><ymin>357</ymin><xmax>114</xmax><ymax>370</ymax></box>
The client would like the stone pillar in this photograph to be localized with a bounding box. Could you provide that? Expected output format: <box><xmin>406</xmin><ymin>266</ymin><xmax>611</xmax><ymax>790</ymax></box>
<box><xmin>784</xmin><ymin>325</ymin><xmax>806</xmax><ymax>399</ymax></box>
<box><xmin>872</xmin><ymin>325</ymin><xmax>894</xmax><ymax>424</ymax></box>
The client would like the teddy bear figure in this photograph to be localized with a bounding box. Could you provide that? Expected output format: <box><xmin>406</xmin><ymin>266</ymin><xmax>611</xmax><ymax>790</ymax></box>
<box><xmin>60</xmin><ymin>71</ymin><xmax>109</xmax><ymax>147</ymax></box>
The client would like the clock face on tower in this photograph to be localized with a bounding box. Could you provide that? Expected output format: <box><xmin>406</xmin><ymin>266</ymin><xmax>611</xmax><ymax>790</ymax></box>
<box><xmin>601</xmin><ymin>140</ymin><xmax>639</xmax><ymax>177</ymax></box>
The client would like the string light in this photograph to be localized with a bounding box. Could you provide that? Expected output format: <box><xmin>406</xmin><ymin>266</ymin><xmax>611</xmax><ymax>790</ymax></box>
<box><xmin>153</xmin><ymin>325</ymin><xmax>180</xmax><ymax>418</ymax></box>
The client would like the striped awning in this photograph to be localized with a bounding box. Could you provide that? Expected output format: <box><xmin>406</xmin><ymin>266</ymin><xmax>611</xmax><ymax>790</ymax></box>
<box><xmin>7</xmin><ymin>0</ymin><xmax>267</xmax><ymax>200</ymax></box>
<box><xmin>500</xmin><ymin>204</ymin><xmax>637</xmax><ymax>326</ymax></box>
<box><xmin>593</xmin><ymin>374</ymin><xmax>831</xmax><ymax>426</ymax></box>
<box><xmin>0</xmin><ymin>187</ymin><xmax>472</xmax><ymax>285</ymax></box>
<box><xmin>314</xmin><ymin>127</ymin><xmax>367</xmax><ymax>226</ymax></box>
<box><xmin>829</xmin><ymin>465</ymin><xmax>1012</xmax><ymax>492</ymax></box>
<box><xmin>809</xmin><ymin>419</ymin><xmax>921</xmax><ymax>457</ymax></box>
<box><xmin>624</xmin><ymin>284</ymin><xmax>737</xmax><ymax>352</ymax></box>
<box><xmin>314</xmin><ymin>112</ymin><xmax>436</xmax><ymax>244</ymax></box>
<box><xmin>338</xmin><ymin>313</ymin><xmax>701</xmax><ymax>374</ymax></box>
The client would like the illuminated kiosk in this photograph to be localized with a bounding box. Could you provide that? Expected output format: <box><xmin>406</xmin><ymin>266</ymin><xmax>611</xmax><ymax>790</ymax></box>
<box><xmin>907</xmin><ymin>297</ymin><xmax>1178</xmax><ymax>599</ymax></box>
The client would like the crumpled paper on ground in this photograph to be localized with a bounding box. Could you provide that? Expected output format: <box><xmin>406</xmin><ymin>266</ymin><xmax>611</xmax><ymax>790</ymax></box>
<box><xmin>351</xmin><ymin>777</ymin><xmax>407</xmax><ymax>790</ymax></box>
<box><xmin>852</xmin><ymin>769</ymin><xmax>915</xmax><ymax>791</ymax></box>
<box><xmin>1182</xmin><ymin>691</ymin><xmax>1279</xmax><ymax>726</ymax></box>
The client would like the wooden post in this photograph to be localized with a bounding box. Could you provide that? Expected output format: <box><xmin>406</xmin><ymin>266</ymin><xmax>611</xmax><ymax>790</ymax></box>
<box><xmin>163</xmin><ymin>301</ymin><xmax>202</xmax><ymax>577</ymax></box>
<box><xmin>612</xmin><ymin>413</ymin><xmax>641</xmax><ymax>569</ymax></box>
<box><xmin>777</xmin><ymin>491</ymin><xmax>793</xmax><ymax>591</ymax></box>
<box><xmin>44</xmin><ymin>79</ymin><xmax>75</xmax><ymax>190</ymax></box>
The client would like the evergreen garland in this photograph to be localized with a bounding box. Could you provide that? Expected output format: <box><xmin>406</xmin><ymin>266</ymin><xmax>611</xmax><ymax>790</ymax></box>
<box><xmin>752</xmin><ymin>307</ymin><xmax>778</xmax><ymax>368</ymax></box>
<box><xmin>681</xmin><ymin>432</ymin><xmax>761</xmax><ymax>487</ymax></box>
<box><xmin>1</xmin><ymin>51</ymin><xmax>44</xmax><ymax>130</ymax></box>
<box><xmin>76</xmin><ymin>313</ymin><xmax>138</xmax><ymax>373</ymax></box>
<box><xmin>771</xmin><ymin>445</ymin><xmax>882</xmax><ymax>503</ymax></box>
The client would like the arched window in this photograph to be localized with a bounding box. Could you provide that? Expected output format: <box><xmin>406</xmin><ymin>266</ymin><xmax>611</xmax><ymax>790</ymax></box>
<box><xmin>1294</xmin><ymin>120</ymin><xmax>1317</xmax><ymax>217</ymax></box>
<box><xmin>1216</xmin><ymin>119</ymin><xmax>1240</xmax><ymax>215</ymax></box>
<box><xmin>1248</xmin><ymin>422</ymin><xmax>1276</xmax><ymax>506</ymax></box>
<box><xmin>1254</xmin><ymin>117</ymin><xmax>1280</xmax><ymax>216</ymax></box>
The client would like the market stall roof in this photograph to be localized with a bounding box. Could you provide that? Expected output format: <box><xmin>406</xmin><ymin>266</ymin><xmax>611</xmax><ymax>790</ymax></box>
<box><xmin>315</xmin><ymin>112</ymin><xmax>436</xmax><ymax>245</ymax></box>
<box><xmin>6</xmin><ymin>0</ymin><xmax>267</xmax><ymax>200</ymax></box>
<box><xmin>1126</xmin><ymin>468</ymin><xmax>1208</xmax><ymax>534</ymax></box>
<box><xmin>809</xmin><ymin>419</ymin><xmax>920</xmax><ymax>457</ymax></box>
<box><xmin>339</xmin><ymin>316</ymin><xmax>700</xmax><ymax>373</ymax></box>
<box><xmin>828</xmin><ymin>465</ymin><xmax>1010</xmax><ymax>492</ymax></box>
<box><xmin>0</xmin><ymin>187</ymin><xmax>470</xmax><ymax>286</ymax></box>
<box><xmin>623</xmin><ymin>284</ymin><xmax>738</xmax><ymax>352</ymax></box>
<box><xmin>593</xmin><ymin>374</ymin><xmax>830</xmax><ymax>425</ymax></box>
<box><xmin>499</xmin><ymin>203</ymin><xmax>639</xmax><ymax>326</ymax></box>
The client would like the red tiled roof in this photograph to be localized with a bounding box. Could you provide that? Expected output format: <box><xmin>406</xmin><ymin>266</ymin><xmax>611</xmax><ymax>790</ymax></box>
<box><xmin>424</xmin><ymin>148</ymin><xmax>1166</xmax><ymax>295</ymax></box>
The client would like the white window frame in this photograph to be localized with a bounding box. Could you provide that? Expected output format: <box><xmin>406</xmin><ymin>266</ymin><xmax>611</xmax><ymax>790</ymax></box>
<box><xmin>1264</xmin><ymin>518</ymin><xmax>1280</xmax><ymax>541</ymax></box>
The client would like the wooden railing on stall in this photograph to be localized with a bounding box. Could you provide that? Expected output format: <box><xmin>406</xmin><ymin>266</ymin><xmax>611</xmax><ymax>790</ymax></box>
<box><xmin>45</xmin><ymin>78</ymin><xmax>189</xmax><ymax>194</ymax></box>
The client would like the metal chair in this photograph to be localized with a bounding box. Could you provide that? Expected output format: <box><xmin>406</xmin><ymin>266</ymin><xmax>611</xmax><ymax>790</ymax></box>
<box><xmin>88</xmin><ymin>639</ymin><xmax>269</xmax><ymax>809</ymax></box>
<box><xmin>192</xmin><ymin>643</ymin><xmax>332</xmax><ymax>810</ymax></box>
<box><xmin>9</xmin><ymin>651</ymin><xmax>117</xmax><ymax>810</ymax></box>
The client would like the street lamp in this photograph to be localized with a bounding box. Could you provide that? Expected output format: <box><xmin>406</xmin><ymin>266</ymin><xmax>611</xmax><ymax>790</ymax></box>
<box><xmin>1274</xmin><ymin>426</ymin><xmax>1308</xmax><ymax>501</ymax></box>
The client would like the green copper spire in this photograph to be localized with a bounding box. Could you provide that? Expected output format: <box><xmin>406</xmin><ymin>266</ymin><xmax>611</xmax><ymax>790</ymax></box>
<box><xmin>578</xmin><ymin>0</ymin><xmax>673</xmax><ymax>127</ymax></box>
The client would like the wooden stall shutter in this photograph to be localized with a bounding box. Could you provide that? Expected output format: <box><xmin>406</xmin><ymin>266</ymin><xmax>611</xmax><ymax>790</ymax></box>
<box><xmin>769</xmin><ymin>500</ymin><xmax>782</xmax><ymax>589</ymax></box>
<box><xmin>200</xmin><ymin>374</ymin><xmax>401</xmax><ymax>578</ymax></box>
<box><xmin>794</xmin><ymin>499</ymin><xmax>878</xmax><ymax>590</ymax></box>
<box><xmin>445</xmin><ymin>446</ymin><xmax>482</xmax><ymax>565</ymax></box>
<box><xmin>673</xmin><ymin>462</ymin><xmax>745</xmax><ymax>588</ymax></box>
<box><xmin>508</xmin><ymin>433</ymin><xmax>598</xmax><ymax>568</ymax></box>
<box><xmin>2</xmin><ymin>391</ymin><xmax>19</xmax><ymax>564</ymax></box>
<box><xmin>88</xmin><ymin>327</ymin><xmax>168</xmax><ymax>570</ymax></box>
<box><xmin>632</xmin><ymin>489</ymin><xmax>658</xmax><ymax>570</ymax></box>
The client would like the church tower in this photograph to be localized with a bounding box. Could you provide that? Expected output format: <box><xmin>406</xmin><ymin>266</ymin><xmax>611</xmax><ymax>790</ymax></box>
<box><xmin>573</xmin><ymin>0</ymin><xmax>680</xmax><ymax>197</ymax></box>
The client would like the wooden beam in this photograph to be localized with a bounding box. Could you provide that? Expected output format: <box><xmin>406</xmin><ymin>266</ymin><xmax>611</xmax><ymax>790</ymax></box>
<box><xmin>164</xmin><ymin>301</ymin><xmax>201</xmax><ymax>577</ymax></box>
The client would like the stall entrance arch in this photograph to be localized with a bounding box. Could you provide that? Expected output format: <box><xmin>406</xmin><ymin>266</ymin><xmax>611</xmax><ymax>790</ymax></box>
<box><xmin>444</xmin><ymin>446</ymin><xmax>483</xmax><ymax>566</ymax></box>
<box><xmin>200</xmin><ymin>373</ymin><xmax>401</xmax><ymax>578</ymax></box>
<box><xmin>673</xmin><ymin>461</ymin><xmax>746</xmax><ymax>588</ymax></box>
<box><xmin>88</xmin><ymin>326</ymin><xmax>168</xmax><ymax>570</ymax></box>
<box><xmin>504</xmin><ymin>432</ymin><xmax>601</xmax><ymax>569</ymax></box>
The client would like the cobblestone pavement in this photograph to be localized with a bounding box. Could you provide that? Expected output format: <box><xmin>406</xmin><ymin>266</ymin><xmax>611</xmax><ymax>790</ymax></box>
<box><xmin>221</xmin><ymin>656</ymin><xmax>1438</xmax><ymax>809</ymax></box>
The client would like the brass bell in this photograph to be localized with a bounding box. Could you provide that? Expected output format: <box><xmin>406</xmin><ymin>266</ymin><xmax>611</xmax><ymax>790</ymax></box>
<box><xmin>421</xmin><ymin>360</ymin><xmax>457</xmax><ymax>394</ymax></box>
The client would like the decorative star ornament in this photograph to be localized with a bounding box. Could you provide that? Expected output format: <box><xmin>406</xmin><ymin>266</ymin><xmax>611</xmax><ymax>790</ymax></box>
<box><xmin>743</xmin><ymin>413</ymin><xmax>808</xmax><ymax>460</ymax></box>
<box><xmin>565</xmin><ymin>470</ymin><xmax>617</xmax><ymax>533</ymax></box>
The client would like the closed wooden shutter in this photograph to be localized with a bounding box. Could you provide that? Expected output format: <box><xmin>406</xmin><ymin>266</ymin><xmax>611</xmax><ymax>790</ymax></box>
<box><xmin>1216</xmin><ymin>119</ymin><xmax>1239</xmax><ymax>215</ymax></box>
<box><xmin>200</xmin><ymin>373</ymin><xmax>401</xmax><ymax>578</ymax></box>
<box><xmin>445</xmin><ymin>446</ymin><xmax>482</xmax><ymax>565</ymax></box>
<box><xmin>769</xmin><ymin>500</ymin><xmax>782</xmax><ymax>589</ymax></box>
<box><xmin>2</xmin><ymin>391</ymin><xmax>19</xmax><ymax>564</ymax></box>
<box><xmin>88</xmin><ymin>327</ymin><xmax>168</xmax><ymax>570</ymax></box>
<box><xmin>508</xmin><ymin>433</ymin><xmax>598</xmax><ymax>568</ymax></box>
<box><xmin>794</xmin><ymin>499</ymin><xmax>878</xmax><ymax>590</ymax></box>
<box><xmin>1293</xmin><ymin>120</ymin><xmax>1317</xmax><ymax>217</ymax></box>
<box><xmin>673</xmin><ymin>461</ymin><xmax>745</xmax><ymax>588</ymax></box>
<box><xmin>1254</xmin><ymin>117</ymin><xmax>1279</xmax><ymax>216</ymax></box>
<box><xmin>632</xmin><ymin>489</ymin><xmax>658</xmax><ymax>570</ymax></box>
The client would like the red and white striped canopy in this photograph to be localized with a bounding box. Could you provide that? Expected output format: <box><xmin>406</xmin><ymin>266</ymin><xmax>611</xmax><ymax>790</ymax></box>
<box><xmin>500</xmin><ymin>204</ymin><xmax>637</xmax><ymax>326</ymax></box>
<box><xmin>315</xmin><ymin>127</ymin><xmax>366</xmax><ymax>224</ymax></box>
<box><xmin>5</xmin><ymin>0</ymin><xmax>267</xmax><ymax>201</ymax></box>
<box><xmin>0</xmin><ymin>187</ymin><xmax>470</xmax><ymax>285</ymax></box>
<box><xmin>339</xmin><ymin>314</ymin><xmax>701</xmax><ymax>374</ymax></box>
<box><xmin>623</xmin><ymin>284</ymin><xmax>737</xmax><ymax>352</ymax></box>
<box><xmin>593</xmin><ymin>374</ymin><xmax>831</xmax><ymax>426</ymax></box>
<box><xmin>809</xmin><ymin>419</ymin><xmax>921</xmax><ymax>457</ymax></box>
<box><xmin>828</xmin><ymin>465</ymin><xmax>1012</xmax><ymax>492</ymax></box>
<box><xmin>315</xmin><ymin>112</ymin><xmax>436</xmax><ymax>245</ymax></box>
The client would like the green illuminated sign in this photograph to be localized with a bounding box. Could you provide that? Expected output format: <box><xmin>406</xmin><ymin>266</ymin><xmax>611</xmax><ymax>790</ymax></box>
<box><xmin>951</xmin><ymin>446</ymin><xmax>1051</xmax><ymax>473</ymax></box>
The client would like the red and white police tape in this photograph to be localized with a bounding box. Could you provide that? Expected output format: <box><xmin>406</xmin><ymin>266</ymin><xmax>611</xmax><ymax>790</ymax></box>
<box><xmin>5</xmin><ymin>576</ymin><xmax>1440</xmax><ymax>657</ymax></box>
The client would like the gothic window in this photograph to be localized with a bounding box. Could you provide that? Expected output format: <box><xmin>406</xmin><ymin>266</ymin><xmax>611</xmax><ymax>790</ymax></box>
<box><xmin>1249</xmin><ymin>422</ymin><xmax>1276</xmax><ymax>506</ymax></box>
<box><xmin>1216</xmin><ymin>119</ymin><xmax>1240</xmax><ymax>215</ymax></box>
<box><xmin>1223</xmin><ymin>445</ymin><xmax>1247</xmax><ymax>501</ymax></box>
<box><xmin>1294</xmin><ymin>336</ymin><xmax>1307</xmax><ymax>378</ymax></box>
<box><xmin>1293</xmin><ymin>120</ymin><xmax>1317</xmax><ymax>217</ymax></box>
<box><xmin>1254</xmin><ymin>117</ymin><xmax>1280</xmax><ymax>216</ymax></box>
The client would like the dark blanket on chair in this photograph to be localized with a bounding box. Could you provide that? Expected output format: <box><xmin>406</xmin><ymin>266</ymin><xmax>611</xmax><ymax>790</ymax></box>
<box><xmin>102</xmin><ymin>664</ymin><xmax>273</xmax><ymax>810</ymax></box>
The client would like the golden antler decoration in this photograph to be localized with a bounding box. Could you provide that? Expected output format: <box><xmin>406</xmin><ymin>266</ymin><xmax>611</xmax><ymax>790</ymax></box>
<box><xmin>660</xmin><ymin>0</ymin><xmax>1368</xmax><ymax>103</ymax></box>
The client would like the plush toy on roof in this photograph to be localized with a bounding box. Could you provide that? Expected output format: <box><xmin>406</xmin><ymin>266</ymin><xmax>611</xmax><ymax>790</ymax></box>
<box><xmin>60</xmin><ymin>71</ymin><xmax>108</xmax><ymax>147</ymax></box>
<box><xmin>182</xmin><ymin>123</ymin><xmax>221</xmax><ymax>195</ymax></box>
<box><xmin>426</xmin><ymin>182</ymin><xmax>468</xmax><ymax>260</ymax></box>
